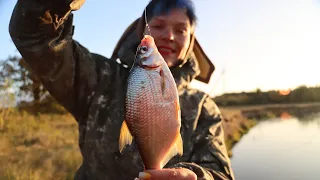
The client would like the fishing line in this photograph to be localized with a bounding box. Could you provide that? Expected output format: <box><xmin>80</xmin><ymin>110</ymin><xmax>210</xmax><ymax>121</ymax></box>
<box><xmin>144</xmin><ymin>7</ymin><xmax>152</xmax><ymax>36</ymax></box>
<box><xmin>130</xmin><ymin>6</ymin><xmax>151</xmax><ymax>72</ymax></box>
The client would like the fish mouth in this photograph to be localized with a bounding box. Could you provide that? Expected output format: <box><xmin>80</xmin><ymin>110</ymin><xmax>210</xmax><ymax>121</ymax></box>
<box><xmin>137</xmin><ymin>59</ymin><xmax>160</xmax><ymax>69</ymax></box>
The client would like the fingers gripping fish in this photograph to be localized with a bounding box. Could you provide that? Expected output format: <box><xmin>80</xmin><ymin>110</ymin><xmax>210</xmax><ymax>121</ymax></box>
<box><xmin>119</xmin><ymin>35</ymin><xmax>183</xmax><ymax>170</ymax></box>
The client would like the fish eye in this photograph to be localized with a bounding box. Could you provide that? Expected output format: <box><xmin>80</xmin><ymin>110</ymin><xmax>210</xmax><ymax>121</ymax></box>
<box><xmin>140</xmin><ymin>46</ymin><xmax>148</xmax><ymax>54</ymax></box>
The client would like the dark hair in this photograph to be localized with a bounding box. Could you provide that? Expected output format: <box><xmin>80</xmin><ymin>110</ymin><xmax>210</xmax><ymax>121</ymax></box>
<box><xmin>144</xmin><ymin>0</ymin><xmax>197</xmax><ymax>26</ymax></box>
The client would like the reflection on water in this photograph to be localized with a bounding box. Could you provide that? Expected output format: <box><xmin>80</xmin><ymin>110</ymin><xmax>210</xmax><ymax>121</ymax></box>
<box><xmin>231</xmin><ymin>113</ymin><xmax>320</xmax><ymax>180</ymax></box>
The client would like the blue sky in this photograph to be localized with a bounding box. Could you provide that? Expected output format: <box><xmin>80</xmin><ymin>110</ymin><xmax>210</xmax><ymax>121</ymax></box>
<box><xmin>1</xmin><ymin>0</ymin><xmax>320</xmax><ymax>96</ymax></box>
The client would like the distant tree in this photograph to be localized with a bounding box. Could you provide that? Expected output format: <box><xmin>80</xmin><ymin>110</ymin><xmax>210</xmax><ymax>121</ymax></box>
<box><xmin>289</xmin><ymin>85</ymin><xmax>308</xmax><ymax>102</ymax></box>
<box><xmin>256</xmin><ymin>88</ymin><xmax>262</xmax><ymax>94</ymax></box>
<box><xmin>0</xmin><ymin>56</ymin><xmax>47</xmax><ymax>104</ymax></box>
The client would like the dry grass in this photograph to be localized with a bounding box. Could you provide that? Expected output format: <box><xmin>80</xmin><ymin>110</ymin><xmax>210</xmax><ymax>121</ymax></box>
<box><xmin>220</xmin><ymin>108</ymin><xmax>257</xmax><ymax>157</ymax></box>
<box><xmin>0</xmin><ymin>111</ymin><xmax>82</xmax><ymax>180</ymax></box>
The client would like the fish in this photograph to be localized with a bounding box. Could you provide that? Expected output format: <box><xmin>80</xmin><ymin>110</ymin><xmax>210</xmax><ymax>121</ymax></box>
<box><xmin>119</xmin><ymin>35</ymin><xmax>183</xmax><ymax>170</ymax></box>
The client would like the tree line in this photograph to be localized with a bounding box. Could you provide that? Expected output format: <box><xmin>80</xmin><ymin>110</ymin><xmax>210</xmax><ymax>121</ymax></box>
<box><xmin>214</xmin><ymin>86</ymin><xmax>320</xmax><ymax>106</ymax></box>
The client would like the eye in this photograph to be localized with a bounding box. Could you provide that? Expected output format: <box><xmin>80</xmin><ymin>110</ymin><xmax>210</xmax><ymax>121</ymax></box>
<box><xmin>151</xmin><ymin>25</ymin><xmax>164</xmax><ymax>30</ymax></box>
<box><xmin>175</xmin><ymin>27</ymin><xmax>187</xmax><ymax>35</ymax></box>
<box><xmin>177</xmin><ymin>29</ymin><xmax>186</xmax><ymax>34</ymax></box>
<box><xmin>140</xmin><ymin>46</ymin><xmax>148</xmax><ymax>54</ymax></box>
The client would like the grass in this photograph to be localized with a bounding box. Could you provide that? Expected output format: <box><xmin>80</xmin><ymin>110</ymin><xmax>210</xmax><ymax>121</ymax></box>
<box><xmin>220</xmin><ymin>108</ymin><xmax>258</xmax><ymax>157</ymax></box>
<box><xmin>0</xmin><ymin>110</ymin><xmax>82</xmax><ymax>180</ymax></box>
<box><xmin>224</xmin><ymin>119</ymin><xmax>257</xmax><ymax>157</ymax></box>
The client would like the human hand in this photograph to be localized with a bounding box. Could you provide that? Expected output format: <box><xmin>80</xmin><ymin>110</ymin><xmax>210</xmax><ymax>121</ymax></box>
<box><xmin>137</xmin><ymin>168</ymin><xmax>197</xmax><ymax>180</ymax></box>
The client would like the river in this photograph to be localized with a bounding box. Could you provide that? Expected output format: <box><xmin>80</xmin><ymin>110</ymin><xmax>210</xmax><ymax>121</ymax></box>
<box><xmin>230</xmin><ymin>113</ymin><xmax>320</xmax><ymax>180</ymax></box>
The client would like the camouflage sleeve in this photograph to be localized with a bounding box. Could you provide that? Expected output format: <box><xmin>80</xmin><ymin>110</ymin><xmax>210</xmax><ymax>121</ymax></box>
<box><xmin>171</xmin><ymin>96</ymin><xmax>235</xmax><ymax>180</ymax></box>
<box><xmin>9</xmin><ymin>0</ymin><xmax>103</xmax><ymax>119</ymax></box>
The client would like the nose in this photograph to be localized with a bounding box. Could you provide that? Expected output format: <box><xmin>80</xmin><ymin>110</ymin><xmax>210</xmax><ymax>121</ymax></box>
<box><xmin>161</xmin><ymin>27</ymin><xmax>174</xmax><ymax>41</ymax></box>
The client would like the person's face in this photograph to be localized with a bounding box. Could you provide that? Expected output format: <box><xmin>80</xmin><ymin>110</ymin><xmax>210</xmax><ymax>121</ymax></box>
<box><xmin>146</xmin><ymin>9</ymin><xmax>192</xmax><ymax>67</ymax></box>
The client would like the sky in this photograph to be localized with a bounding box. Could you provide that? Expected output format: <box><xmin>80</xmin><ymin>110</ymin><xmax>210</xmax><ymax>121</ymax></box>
<box><xmin>1</xmin><ymin>0</ymin><xmax>320</xmax><ymax>96</ymax></box>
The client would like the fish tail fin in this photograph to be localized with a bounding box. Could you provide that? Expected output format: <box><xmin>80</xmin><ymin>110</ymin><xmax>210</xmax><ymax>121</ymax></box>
<box><xmin>160</xmin><ymin>133</ymin><xmax>184</xmax><ymax>168</ymax></box>
<box><xmin>119</xmin><ymin>120</ymin><xmax>133</xmax><ymax>153</ymax></box>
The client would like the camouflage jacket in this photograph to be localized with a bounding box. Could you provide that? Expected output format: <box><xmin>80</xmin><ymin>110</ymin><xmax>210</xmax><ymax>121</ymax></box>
<box><xmin>9</xmin><ymin>1</ymin><xmax>235</xmax><ymax>179</ymax></box>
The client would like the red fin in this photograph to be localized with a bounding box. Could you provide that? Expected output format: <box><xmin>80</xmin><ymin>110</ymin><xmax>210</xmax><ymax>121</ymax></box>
<box><xmin>119</xmin><ymin>120</ymin><xmax>133</xmax><ymax>153</ymax></box>
<box><xmin>175</xmin><ymin>100</ymin><xmax>181</xmax><ymax>120</ymax></box>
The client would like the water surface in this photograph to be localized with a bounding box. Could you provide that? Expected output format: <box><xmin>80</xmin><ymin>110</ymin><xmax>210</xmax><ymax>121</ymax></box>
<box><xmin>231</xmin><ymin>113</ymin><xmax>320</xmax><ymax>180</ymax></box>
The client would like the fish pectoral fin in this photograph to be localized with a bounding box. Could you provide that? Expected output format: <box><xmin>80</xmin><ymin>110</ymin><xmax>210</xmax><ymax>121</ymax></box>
<box><xmin>119</xmin><ymin>120</ymin><xmax>133</xmax><ymax>153</ymax></box>
<box><xmin>160</xmin><ymin>133</ymin><xmax>184</xmax><ymax>168</ymax></box>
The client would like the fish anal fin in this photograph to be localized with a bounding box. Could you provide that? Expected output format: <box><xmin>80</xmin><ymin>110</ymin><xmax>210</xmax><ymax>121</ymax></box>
<box><xmin>160</xmin><ymin>133</ymin><xmax>184</xmax><ymax>168</ymax></box>
<box><xmin>119</xmin><ymin>120</ymin><xmax>133</xmax><ymax>153</ymax></box>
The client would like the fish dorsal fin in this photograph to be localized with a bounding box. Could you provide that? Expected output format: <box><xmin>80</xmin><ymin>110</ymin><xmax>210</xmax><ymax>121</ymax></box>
<box><xmin>119</xmin><ymin>120</ymin><xmax>133</xmax><ymax>153</ymax></box>
<box><xmin>160</xmin><ymin>133</ymin><xmax>184</xmax><ymax>168</ymax></box>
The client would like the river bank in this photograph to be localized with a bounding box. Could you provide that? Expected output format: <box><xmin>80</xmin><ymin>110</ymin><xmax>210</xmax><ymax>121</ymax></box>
<box><xmin>220</xmin><ymin>102</ymin><xmax>320</xmax><ymax>156</ymax></box>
